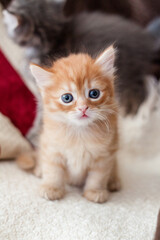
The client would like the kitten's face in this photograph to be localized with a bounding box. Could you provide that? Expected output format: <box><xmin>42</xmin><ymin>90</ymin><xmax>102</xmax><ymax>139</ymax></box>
<box><xmin>31</xmin><ymin>46</ymin><xmax>116</xmax><ymax>127</ymax></box>
<box><xmin>43</xmin><ymin>70</ymin><xmax>114</xmax><ymax>126</ymax></box>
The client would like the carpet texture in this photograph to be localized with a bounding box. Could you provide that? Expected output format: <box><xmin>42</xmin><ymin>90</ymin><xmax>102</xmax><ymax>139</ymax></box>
<box><xmin>0</xmin><ymin>155</ymin><xmax>160</xmax><ymax>240</ymax></box>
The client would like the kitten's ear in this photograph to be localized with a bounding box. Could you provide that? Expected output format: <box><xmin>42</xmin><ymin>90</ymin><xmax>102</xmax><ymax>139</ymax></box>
<box><xmin>95</xmin><ymin>45</ymin><xmax>116</xmax><ymax>78</ymax></box>
<box><xmin>3</xmin><ymin>10</ymin><xmax>19</xmax><ymax>36</ymax></box>
<box><xmin>3</xmin><ymin>10</ymin><xmax>33</xmax><ymax>41</ymax></box>
<box><xmin>30</xmin><ymin>64</ymin><xmax>53</xmax><ymax>89</ymax></box>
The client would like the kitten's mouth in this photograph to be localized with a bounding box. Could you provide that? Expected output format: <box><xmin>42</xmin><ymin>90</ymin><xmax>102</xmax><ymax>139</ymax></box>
<box><xmin>80</xmin><ymin>114</ymin><xmax>89</xmax><ymax>119</ymax></box>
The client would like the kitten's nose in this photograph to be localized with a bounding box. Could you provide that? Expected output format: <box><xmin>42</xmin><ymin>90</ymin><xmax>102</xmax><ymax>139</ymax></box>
<box><xmin>78</xmin><ymin>106</ymin><xmax>88</xmax><ymax>114</ymax></box>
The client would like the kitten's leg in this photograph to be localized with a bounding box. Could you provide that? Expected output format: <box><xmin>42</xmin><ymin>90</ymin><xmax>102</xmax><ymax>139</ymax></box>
<box><xmin>108</xmin><ymin>158</ymin><xmax>121</xmax><ymax>192</ymax></box>
<box><xmin>83</xmin><ymin>157</ymin><xmax>112</xmax><ymax>203</ymax></box>
<box><xmin>40</xmin><ymin>153</ymin><xmax>66</xmax><ymax>201</ymax></box>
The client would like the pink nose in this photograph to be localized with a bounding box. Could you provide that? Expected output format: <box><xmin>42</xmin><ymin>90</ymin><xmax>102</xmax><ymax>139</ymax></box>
<box><xmin>78</xmin><ymin>106</ymin><xmax>88</xmax><ymax>114</ymax></box>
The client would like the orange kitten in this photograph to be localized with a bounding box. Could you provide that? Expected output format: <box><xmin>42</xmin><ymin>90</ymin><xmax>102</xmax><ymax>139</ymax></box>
<box><xmin>23</xmin><ymin>46</ymin><xmax>120</xmax><ymax>203</ymax></box>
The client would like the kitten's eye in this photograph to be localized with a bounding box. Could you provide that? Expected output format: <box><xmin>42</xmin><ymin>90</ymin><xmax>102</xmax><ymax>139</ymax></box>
<box><xmin>61</xmin><ymin>93</ymin><xmax>73</xmax><ymax>103</ymax></box>
<box><xmin>89</xmin><ymin>89</ymin><xmax>100</xmax><ymax>99</ymax></box>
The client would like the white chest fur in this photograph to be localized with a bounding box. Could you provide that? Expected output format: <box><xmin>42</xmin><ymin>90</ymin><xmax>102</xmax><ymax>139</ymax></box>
<box><xmin>62</xmin><ymin>134</ymin><xmax>109</xmax><ymax>186</ymax></box>
<box><xmin>65</xmin><ymin>141</ymin><xmax>92</xmax><ymax>185</ymax></box>
<box><xmin>42</xmin><ymin>123</ymin><xmax>112</xmax><ymax>186</ymax></box>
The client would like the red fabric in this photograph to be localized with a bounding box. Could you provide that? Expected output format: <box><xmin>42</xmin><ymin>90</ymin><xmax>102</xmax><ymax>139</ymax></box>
<box><xmin>0</xmin><ymin>49</ymin><xmax>37</xmax><ymax>136</ymax></box>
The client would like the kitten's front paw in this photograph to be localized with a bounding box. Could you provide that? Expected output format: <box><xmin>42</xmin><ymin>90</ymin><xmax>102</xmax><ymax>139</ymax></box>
<box><xmin>83</xmin><ymin>189</ymin><xmax>109</xmax><ymax>203</ymax></box>
<box><xmin>40</xmin><ymin>184</ymin><xmax>65</xmax><ymax>201</ymax></box>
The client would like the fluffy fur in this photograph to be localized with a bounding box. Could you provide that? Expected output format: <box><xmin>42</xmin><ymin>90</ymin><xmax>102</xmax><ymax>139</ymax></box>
<box><xmin>64</xmin><ymin>0</ymin><xmax>160</xmax><ymax>26</ymax></box>
<box><xmin>119</xmin><ymin>76</ymin><xmax>160</xmax><ymax>160</ymax></box>
<box><xmin>64</xmin><ymin>0</ymin><xmax>131</xmax><ymax>19</ymax></box>
<box><xmin>3</xmin><ymin>0</ymin><xmax>159</xmax><ymax>114</ymax></box>
<box><xmin>17</xmin><ymin>46</ymin><xmax>120</xmax><ymax>203</ymax></box>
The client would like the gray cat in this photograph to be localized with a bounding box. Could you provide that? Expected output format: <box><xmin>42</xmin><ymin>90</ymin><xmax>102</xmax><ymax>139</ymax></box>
<box><xmin>2</xmin><ymin>0</ymin><xmax>160</xmax><ymax>114</ymax></box>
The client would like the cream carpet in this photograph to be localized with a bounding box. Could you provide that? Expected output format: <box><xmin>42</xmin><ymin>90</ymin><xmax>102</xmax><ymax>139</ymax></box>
<box><xmin>0</xmin><ymin>6</ymin><xmax>160</xmax><ymax>240</ymax></box>
<box><xmin>0</xmin><ymin>155</ymin><xmax>160</xmax><ymax>240</ymax></box>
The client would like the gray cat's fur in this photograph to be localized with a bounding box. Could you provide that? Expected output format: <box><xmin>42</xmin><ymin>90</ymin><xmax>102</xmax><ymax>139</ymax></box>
<box><xmin>3</xmin><ymin>0</ymin><xmax>159</xmax><ymax>114</ymax></box>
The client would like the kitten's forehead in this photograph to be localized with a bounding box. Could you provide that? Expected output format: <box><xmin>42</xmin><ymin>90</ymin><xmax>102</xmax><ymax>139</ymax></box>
<box><xmin>53</xmin><ymin>54</ymin><xmax>101</xmax><ymax>90</ymax></box>
<box><xmin>59</xmin><ymin>82</ymin><xmax>77</xmax><ymax>93</ymax></box>
<box><xmin>59</xmin><ymin>80</ymin><xmax>89</xmax><ymax>94</ymax></box>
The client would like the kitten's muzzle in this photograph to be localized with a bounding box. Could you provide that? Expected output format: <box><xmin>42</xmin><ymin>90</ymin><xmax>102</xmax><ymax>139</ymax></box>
<box><xmin>78</xmin><ymin>106</ymin><xmax>88</xmax><ymax>114</ymax></box>
<box><xmin>78</xmin><ymin>106</ymin><xmax>89</xmax><ymax>119</ymax></box>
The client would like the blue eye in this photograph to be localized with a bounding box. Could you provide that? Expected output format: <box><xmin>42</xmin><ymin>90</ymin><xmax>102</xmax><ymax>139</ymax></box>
<box><xmin>89</xmin><ymin>89</ymin><xmax>100</xmax><ymax>99</ymax></box>
<box><xmin>61</xmin><ymin>93</ymin><xmax>73</xmax><ymax>103</ymax></box>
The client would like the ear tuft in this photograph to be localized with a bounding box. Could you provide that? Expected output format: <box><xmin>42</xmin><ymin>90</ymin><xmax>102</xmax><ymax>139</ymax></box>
<box><xmin>96</xmin><ymin>45</ymin><xmax>116</xmax><ymax>77</ymax></box>
<box><xmin>30</xmin><ymin>64</ymin><xmax>53</xmax><ymax>89</ymax></box>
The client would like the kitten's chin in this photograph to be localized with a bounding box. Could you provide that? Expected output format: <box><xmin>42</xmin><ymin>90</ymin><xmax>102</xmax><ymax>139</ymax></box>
<box><xmin>69</xmin><ymin>117</ymin><xmax>94</xmax><ymax>127</ymax></box>
<box><xmin>46</xmin><ymin>112</ymin><xmax>93</xmax><ymax>126</ymax></box>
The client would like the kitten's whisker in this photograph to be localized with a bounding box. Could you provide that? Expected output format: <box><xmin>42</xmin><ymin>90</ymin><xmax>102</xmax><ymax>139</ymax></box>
<box><xmin>95</xmin><ymin>113</ymin><xmax>111</xmax><ymax>132</ymax></box>
<box><xmin>99</xmin><ymin>108</ymin><xmax>117</xmax><ymax>116</ymax></box>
